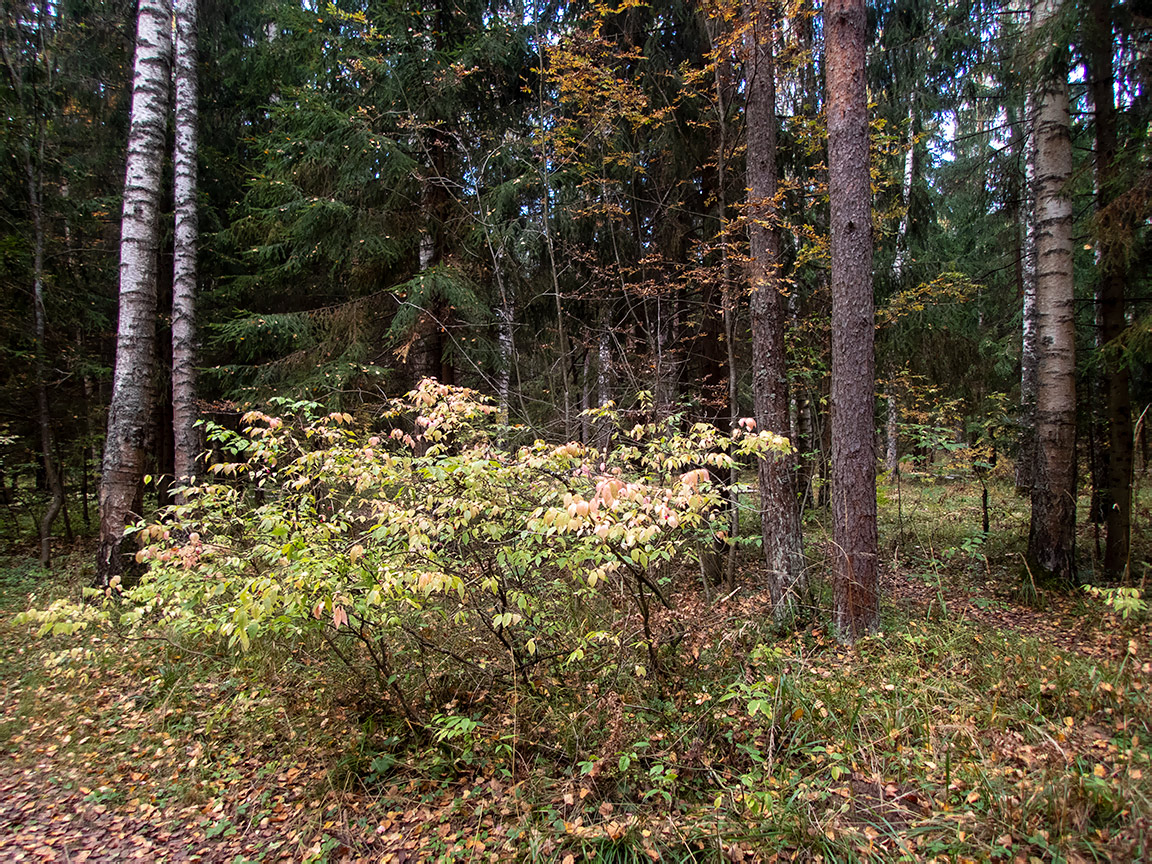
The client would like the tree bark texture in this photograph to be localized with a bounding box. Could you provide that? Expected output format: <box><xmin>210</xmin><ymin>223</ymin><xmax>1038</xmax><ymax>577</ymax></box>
<box><xmin>1017</xmin><ymin>91</ymin><xmax>1039</xmax><ymax>493</ymax></box>
<box><xmin>824</xmin><ymin>0</ymin><xmax>879</xmax><ymax>639</ymax></box>
<box><xmin>890</xmin><ymin>99</ymin><xmax>915</xmax><ymax>282</ymax></box>
<box><xmin>745</xmin><ymin>0</ymin><xmax>804</xmax><ymax>620</ymax></box>
<box><xmin>172</xmin><ymin>0</ymin><xmax>199</xmax><ymax>489</ymax></box>
<box><xmin>98</xmin><ymin>0</ymin><xmax>171</xmax><ymax>584</ymax></box>
<box><xmin>1088</xmin><ymin>0</ymin><xmax>1133</xmax><ymax>578</ymax></box>
<box><xmin>1027</xmin><ymin>0</ymin><xmax>1077</xmax><ymax>584</ymax></box>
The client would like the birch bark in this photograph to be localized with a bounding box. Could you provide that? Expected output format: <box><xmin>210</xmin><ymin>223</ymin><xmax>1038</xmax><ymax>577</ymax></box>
<box><xmin>1017</xmin><ymin>90</ymin><xmax>1039</xmax><ymax>492</ymax></box>
<box><xmin>172</xmin><ymin>0</ymin><xmax>199</xmax><ymax>490</ymax></box>
<box><xmin>98</xmin><ymin>0</ymin><xmax>171</xmax><ymax>584</ymax></box>
<box><xmin>1027</xmin><ymin>0</ymin><xmax>1078</xmax><ymax>583</ymax></box>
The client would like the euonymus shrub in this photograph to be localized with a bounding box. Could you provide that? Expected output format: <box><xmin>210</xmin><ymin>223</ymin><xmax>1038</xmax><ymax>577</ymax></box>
<box><xmin>29</xmin><ymin>381</ymin><xmax>787</xmax><ymax>721</ymax></box>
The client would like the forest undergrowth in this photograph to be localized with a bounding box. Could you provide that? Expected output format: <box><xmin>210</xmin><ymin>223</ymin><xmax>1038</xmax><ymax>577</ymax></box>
<box><xmin>1</xmin><ymin>470</ymin><xmax>1150</xmax><ymax>863</ymax></box>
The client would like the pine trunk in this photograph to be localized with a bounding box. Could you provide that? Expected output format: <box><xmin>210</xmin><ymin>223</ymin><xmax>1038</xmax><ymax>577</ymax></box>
<box><xmin>746</xmin><ymin>0</ymin><xmax>804</xmax><ymax>620</ymax></box>
<box><xmin>98</xmin><ymin>0</ymin><xmax>171</xmax><ymax>585</ymax></box>
<box><xmin>1027</xmin><ymin>0</ymin><xmax>1077</xmax><ymax>584</ymax></box>
<box><xmin>172</xmin><ymin>0</ymin><xmax>199</xmax><ymax>490</ymax></box>
<box><xmin>825</xmin><ymin>0</ymin><xmax>879</xmax><ymax>639</ymax></box>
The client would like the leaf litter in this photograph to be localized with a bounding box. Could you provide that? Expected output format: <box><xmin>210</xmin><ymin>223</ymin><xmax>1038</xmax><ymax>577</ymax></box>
<box><xmin>1</xmin><ymin>530</ymin><xmax>1150</xmax><ymax>863</ymax></box>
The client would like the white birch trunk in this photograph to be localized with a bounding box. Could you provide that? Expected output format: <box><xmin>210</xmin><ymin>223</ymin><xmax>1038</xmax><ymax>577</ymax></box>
<box><xmin>496</xmin><ymin>274</ymin><xmax>514</xmax><ymax>422</ymax></box>
<box><xmin>1027</xmin><ymin>0</ymin><xmax>1077</xmax><ymax>582</ymax></box>
<box><xmin>890</xmin><ymin>99</ymin><xmax>916</xmax><ymax>281</ymax></box>
<box><xmin>98</xmin><ymin>0</ymin><xmax>171</xmax><ymax>584</ymax></box>
<box><xmin>1017</xmin><ymin>90</ymin><xmax>1040</xmax><ymax>491</ymax></box>
<box><xmin>172</xmin><ymin>0</ymin><xmax>199</xmax><ymax>489</ymax></box>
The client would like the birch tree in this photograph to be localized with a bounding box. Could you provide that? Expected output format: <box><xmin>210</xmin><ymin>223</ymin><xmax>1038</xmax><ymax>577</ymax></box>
<box><xmin>98</xmin><ymin>0</ymin><xmax>171</xmax><ymax>585</ymax></box>
<box><xmin>172</xmin><ymin>0</ymin><xmax>199</xmax><ymax>489</ymax></box>
<box><xmin>1017</xmin><ymin>91</ymin><xmax>1039</xmax><ymax>493</ymax></box>
<box><xmin>1026</xmin><ymin>0</ymin><xmax>1077</xmax><ymax>583</ymax></box>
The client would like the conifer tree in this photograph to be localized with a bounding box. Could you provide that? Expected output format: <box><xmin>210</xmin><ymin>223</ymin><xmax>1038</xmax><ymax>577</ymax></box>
<box><xmin>745</xmin><ymin>0</ymin><xmax>804</xmax><ymax>620</ymax></box>
<box><xmin>825</xmin><ymin>0</ymin><xmax>879</xmax><ymax>639</ymax></box>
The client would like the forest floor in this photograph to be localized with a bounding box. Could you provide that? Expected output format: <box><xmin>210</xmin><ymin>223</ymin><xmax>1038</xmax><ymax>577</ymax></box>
<box><xmin>1</xmin><ymin>478</ymin><xmax>1151</xmax><ymax>863</ymax></box>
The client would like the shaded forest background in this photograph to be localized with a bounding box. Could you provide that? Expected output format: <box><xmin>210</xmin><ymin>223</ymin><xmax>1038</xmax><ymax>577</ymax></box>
<box><xmin>2</xmin><ymin>0</ymin><xmax>1149</xmax><ymax>578</ymax></box>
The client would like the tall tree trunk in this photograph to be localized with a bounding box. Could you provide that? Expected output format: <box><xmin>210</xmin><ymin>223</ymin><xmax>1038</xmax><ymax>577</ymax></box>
<box><xmin>1017</xmin><ymin>91</ymin><xmax>1039</xmax><ymax>492</ymax></box>
<box><xmin>1088</xmin><ymin>0</ymin><xmax>1133</xmax><ymax>579</ymax></box>
<box><xmin>746</xmin><ymin>0</ymin><xmax>804</xmax><ymax>620</ymax></box>
<box><xmin>815</xmin><ymin>372</ymin><xmax>832</xmax><ymax>509</ymax></box>
<box><xmin>885</xmin><ymin>100</ymin><xmax>916</xmax><ymax>480</ymax></box>
<box><xmin>891</xmin><ymin>100</ymin><xmax>916</xmax><ymax>282</ymax></box>
<box><xmin>709</xmin><ymin>23</ymin><xmax>741</xmax><ymax>589</ymax></box>
<box><xmin>825</xmin><ymin>0</ymin><xmax>878</xmax><ymax>639</ymax></box>
<box><xmin>80</xmin><ymin>369</ymin><xmax>91</xmax><ymax>528</ymax></box>
<box><xmin>580</xmin><ymin>347</ymin><xmax>591</xmax><ymax>443</ymax></box>
<box><xmin>652</xmin><ymin>296</ymin><xmax>677</xmax><ymax>418</ymax></box>
<box><xmin>496</xmin><ymin>285</ymin><xmax>515</xmax><ymax>424</ymax></box>
<box><xmin>1027</xmin><ymin>0</ymin><xmax>1077</xmax><ymax>584</ymax></box>
<box><xmin>30</xmin><ymin>137</ymin><xmax>62</xmax><ymax>568</ymax></box>
<box><xmin>595</xmin><ymin>309</ymin><xmax>613</xmax><ymax>452</ymax></box>
<box><xmin>172</xmin><ymin>0</ymin><xmax>199</xmax><ymax>491</ymax></box>
<box><xmin>97</xmin><ymin>0</ymin><xmax>171</xmax><ymax>586</ymax></box>
<box><xmin>884</xmin><ymin>392</ymin><xmax>899</xmax><ymax>477</ymax></box>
